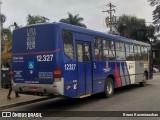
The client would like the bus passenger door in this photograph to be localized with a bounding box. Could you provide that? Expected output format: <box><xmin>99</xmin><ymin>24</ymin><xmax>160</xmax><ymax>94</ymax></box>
<box><xmin>76</xmin><ymin>41</ymin><xmax>92</xmax><ymax>96</ymax></box>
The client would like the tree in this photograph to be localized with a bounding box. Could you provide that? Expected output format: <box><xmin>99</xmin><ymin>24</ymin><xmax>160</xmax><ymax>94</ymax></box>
<box><xmin>114</xmin><ymin>15</ymin><xmax>155</xmax><ymax>43</ymax></box>
<box><xmin>0</xmin><ymin>14</ymin><xmax>6</xmax><ymax>28</ymax></box>
<box><xmin>59</xmin><ymin>13</ymin><xmax>86</xmax><ymax>28</ymax></box>
<box><xmin>0</xmin><ymin>13</ymin><xmax>13</xmax><ymax>65</ymax></box>
<box><xmin>146</xmin><ymin>25</ymin><xmax>156</xmax><ymax>41</ymax></box>
<box><xmin>27</xmin><ymin>14</ymin><xmax>49</xmax><ymax>25</ymax></box>
<box><xmin>148</xmin><ymin>0</ymin><xmax>159</xmax><ymax>6</ymax></box>
<box><xmin>148</xmin><ymin>0</ymin><xmax>160</xmax><ymax>32</ymax></box>
<box><xmin>1</xmin><ymin>28</ymin><xmax>12</xmax><ymax>66</ymax></box>
<box><xmin>1</xmin><ymin>28</ymin><xmax>12</xmax><ymax>41</ymax></box>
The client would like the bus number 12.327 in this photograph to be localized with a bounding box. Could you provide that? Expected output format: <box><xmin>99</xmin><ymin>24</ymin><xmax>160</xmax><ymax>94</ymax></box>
<box><xmin>36</xmin><ymin>54</ymin><xmax>53</xmax><ymax>62</ymax></box>
<box><xmin>65</xmin><ymin>64</ymin><xmax>76</xmax><ymax>70</ymax></box>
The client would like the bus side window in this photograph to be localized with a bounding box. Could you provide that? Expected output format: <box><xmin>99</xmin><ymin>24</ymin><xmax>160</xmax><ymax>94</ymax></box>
<box><xmin>94</xmin><ymin>38</ymin><xmax>103</xmax><ymax>60</ymax></box>
<box><xmin>63</xmin><ymin>31</ymin><xmax>74</xmax><ymax>60</ymax></box>
<box><xmin>134</xmin><ymin>45</ymin><xmax>138</xmax><ymax>60</ymax></box>
<box><xmin>134</xmin><ymin>45</ymin><xmax>141</xmax><ymax>60</ymax></box>
<box><xmin>126</xmin><ymin>44</ymin><xmax>134</xmax><ymax>61</ymax></box>
<box><xmin>129</xmin><ymin>44</ymin><xmax>134</xmax><ymax>61</ymax></box>
<box><xmin>77</xmin><ymin>43</ymin><xmax>84</xmax><ymax>62</ymax></box>
<box><xmin>108</xmin><ymin>41</ymin><xmax>115</xmax><ymax>60</ymax></box>
<box><xmin>84</xmin><ymin>43</ymin><xmax>91</xmax><ymax>61</ymax></box>
<box><xmin>137</xmin><ymin>46</ymin><xmax>141</xmax><ymax>60</ymax></box>
<box><xmin>102</xmin><ymin>40</ymin><xmax>109</xmax><ymax>60</ymax></box>
<box><xmin>125</xmin><ymin>43</ymin><xmax>130</xmax><ymax>61</ymax></box>
<box><xmin>116</xmin><ymin>42</ymin><xmax>125</xmax><ymax>60</ymax></box>
<box><xmin>115</xmin><ymin>42</ymin><xmax>120</xmax><ymax>59</ymax></box>
<box><xmin>141</xmin><ymin>46</ymin><xmax>144</xmax><ymax>60</ymax></box>
<box><xmin>102</xmin><ymin>40</ymin><xmax>115</xmax><ymax>60</ymax></box>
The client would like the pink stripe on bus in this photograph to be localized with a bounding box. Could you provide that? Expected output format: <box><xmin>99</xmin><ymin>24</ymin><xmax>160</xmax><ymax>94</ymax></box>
<box><xmin>12</xmin><ymin>48</ymin><xmax>60</xmax><ymax>56</ymax></box>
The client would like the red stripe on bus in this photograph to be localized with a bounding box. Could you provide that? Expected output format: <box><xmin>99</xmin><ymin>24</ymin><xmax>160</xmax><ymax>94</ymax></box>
<box><xmin>12</xmin><ymin>48</ymin><xmax>60</xmax><ymax>56</ymax></box>
<box><xmin>115</xmin><ymin>64</ymin><xmax>122</xmax><ymax>87</ymax></box>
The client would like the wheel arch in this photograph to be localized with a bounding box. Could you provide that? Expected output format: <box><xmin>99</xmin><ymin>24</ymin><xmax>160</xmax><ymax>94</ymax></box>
<box><xmin>106</xmin><ymin>74</ymin><xmax>115</xmax><ymax>87</ymax></box>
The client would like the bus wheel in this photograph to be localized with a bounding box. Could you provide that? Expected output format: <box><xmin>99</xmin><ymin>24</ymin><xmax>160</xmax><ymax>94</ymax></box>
<box><xmin>104</xmin><ymin>77</ymin><xmax>114</xmax><ymax>98</ymax></box>
<box><xmin>140</xmin><ymin>73</ymin><xmax>147</xmax><ymax>87</ymax></box>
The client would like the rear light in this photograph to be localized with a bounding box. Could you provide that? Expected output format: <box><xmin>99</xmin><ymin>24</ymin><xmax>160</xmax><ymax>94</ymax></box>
<box><xmin>29</xmin><ymin>87</ymin><xmax>38</xmax><ymax>92</ymax></box>
<box><xmin>53</xmin><ymin>85</ymin><xmax>57</xmax><ymax>88</ymax></box>
<box><xmin>53</xmin><ymin>68</ymin><xmax>61</xmax><ymax>78</ymax></box>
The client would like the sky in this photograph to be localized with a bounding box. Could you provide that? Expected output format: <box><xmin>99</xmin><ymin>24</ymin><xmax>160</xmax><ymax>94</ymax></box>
<box><xmin>2</xmin><ymin>0</ymin><xmax>155</xmax><ymax>32</ymax></box>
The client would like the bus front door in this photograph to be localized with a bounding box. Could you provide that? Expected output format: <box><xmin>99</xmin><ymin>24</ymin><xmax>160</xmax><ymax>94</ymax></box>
<box><xmin>76</xmin><ymin>41</ymin><xmax>92</xmax><ymax>96</ymax></box>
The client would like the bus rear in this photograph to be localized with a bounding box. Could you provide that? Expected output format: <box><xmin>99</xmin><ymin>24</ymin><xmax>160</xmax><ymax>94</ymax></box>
<box><xmin>12</xmin><ymin>24</ymin><xmax>64</xmax><ymax>95</ymax></box>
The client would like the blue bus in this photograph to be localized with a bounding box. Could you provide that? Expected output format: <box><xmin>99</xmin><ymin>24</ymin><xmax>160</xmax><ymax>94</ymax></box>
<box><xmin>12</xmin><ymin>23</ymin><xmax>152</xmax><ymax>98</ymax></box>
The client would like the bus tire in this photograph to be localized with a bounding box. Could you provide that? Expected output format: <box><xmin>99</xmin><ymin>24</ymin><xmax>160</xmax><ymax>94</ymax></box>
<box><xmin>104</xmin><ymin>77</ymin><xmax>114</xmax><ymax>98</ymax></box>
<box><xmin>140</xmin><ymin>72</ymin><xmax>147</xmax><ymax>87</ymax></box>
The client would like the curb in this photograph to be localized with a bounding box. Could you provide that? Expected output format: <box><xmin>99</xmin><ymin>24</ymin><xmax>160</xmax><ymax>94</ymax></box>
<box><xmin>0</xmin><ymin>88</ymin><xmax>8</xmax><ymax>91</ymax></box>
<box><xmin>0</xmin><ymin>96</ymin><xmax>54</xmax><ymax>110</ymax></box>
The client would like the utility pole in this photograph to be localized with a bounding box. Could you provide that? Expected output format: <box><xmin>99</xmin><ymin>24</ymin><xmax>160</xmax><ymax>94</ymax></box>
<box><xmin>0</xmin><ymin>0</ymin><xmax>2</xmax><ymax>89</ymax></box>
<box><xmin>102</xmin><ymin>2</ymin><xmax>116</xmax><ymax>34</ymax></box>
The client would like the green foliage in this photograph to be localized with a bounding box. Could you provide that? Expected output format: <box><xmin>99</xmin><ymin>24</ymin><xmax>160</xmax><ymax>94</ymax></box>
<box><xmin>0</xmin><ymin>14</ymin><xmax>6</xmax><ymax>25</ymax></box>
<box><xmin>148</xmin><ymin>0</ymin><xmax>160</xmax><ymax>32</ymax></box>
<box><xmin>1</xmin><ymin>28</ymin><xmax>12</xmax><ymax>41</ymax></box>
<box><xmin>0</xmin><ymin>13</ymin><xmax>12</xmax><ymax>65</ymax></box>
<box><xmin>153</xmin><ymin>58</ymin><xmax>160</xmax><ymax>65</ymax></box>
<box><xmin>148</xmin><ymin>0</ymin><xmax>159</xmax><ymax>6</ymax></box>
<box><xmin>2</xmin><ymin>52</ymin><xmax>12</xmax><ymax>66</ymax></box>
<box><xmin>153</xmin><ymin>5</ymin><xmax>160</xmax><ymax>32</ymax></box>
<box><xmin>59</xmin><ymin>13</ymin><xmax>86</xmax><ymax>28</ymax></box>
<box><xmin>114</xmin><ymin>14</ymin><xmax>155</xmax><ymax>43</ymax></box>
<box><xmin>146</xmin><ymin>25</ymin><xmax>156</xmax><ymax>42</ymax></box>
<box><xmin>27</xmin><ymin>14</ymin><xmax>49</xmax><ymax>25</ymax></box>
<box><xmin>153</xmin><ymin>40</ymin><xmax>160</xmax><ymax>49</ymax></box>
<box><xmin>1</xmin><ymin>28</ymin><xmax>12</xmax><ymax>66</ymax></box>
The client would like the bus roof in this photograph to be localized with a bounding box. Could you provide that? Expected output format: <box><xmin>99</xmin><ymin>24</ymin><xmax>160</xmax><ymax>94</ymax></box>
<box><xmin>15</xmin><ymin>22</ymin><xmax>150</xmax><ymax>47</ymax></box>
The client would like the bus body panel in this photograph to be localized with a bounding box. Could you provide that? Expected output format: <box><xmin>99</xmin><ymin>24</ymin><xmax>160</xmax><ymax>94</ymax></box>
<box><xmin>85</xmin><ymin>62</ymin><xmax>93</xmax><ymax>94</ymax></box>
<box><xmin>135</xmin><ymin>61</ymin><xmax>144</xmax><ymax>83</ymax></box>
<box><xmin>77</xmin><ymin>62</ymin><xmax>85</xmax><ymax>96</ymax></box>
<box><xmin>63</xmin><ymin>61</ymin><xmax>77</xmax><ymax>97</ymax></box>
<box><xmin>126</xmin><ymin>61</ymin><xmax>149</xmax><ymax>84</ymax></box>
<box><xmin>12</xmin><ymin>24</ymin><xmax>64</xmax><ymax>95</ymax></box>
